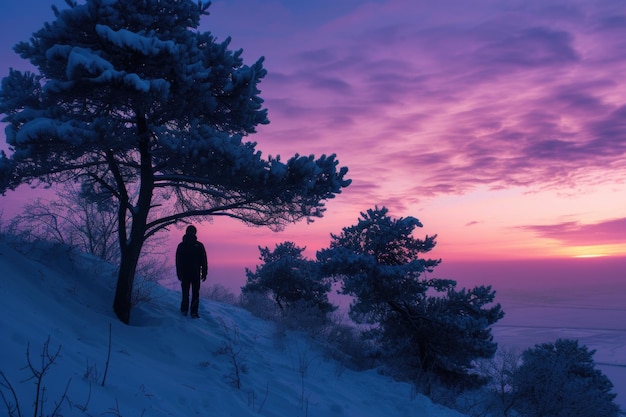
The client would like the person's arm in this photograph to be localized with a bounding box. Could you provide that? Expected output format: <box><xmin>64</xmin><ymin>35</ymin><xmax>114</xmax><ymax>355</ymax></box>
<box><xmin>175</xmin><ymin>244</ymin><xmax>182</xmax><ymax>281</ymax></box>
<box><xmin>200</xmin><ymin>243</ymin><xmax>208</xmax><ymax>281</ymax></box>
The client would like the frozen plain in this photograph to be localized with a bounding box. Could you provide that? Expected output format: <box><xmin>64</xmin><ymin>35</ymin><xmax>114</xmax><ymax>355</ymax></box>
<box><xmin>491</xmin><ymin>283</ymin><xmax>626</xmax><ymax>410</ymax></box>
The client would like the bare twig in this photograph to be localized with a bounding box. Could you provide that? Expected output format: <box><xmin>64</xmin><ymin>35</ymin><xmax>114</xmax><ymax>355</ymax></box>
<box><xmin>102</xmin><ymin>323</ymin><xmax>112</xmax><ymax>387</ymax></box>
<box><xmin>0</xmin><ymin>370</ymin><xmax>22</xmax><ymax>417</ymax></box>
<box><xmin>24</xmin><ymin>337</ymin><xmax>62</xmax><ymax>417</ymax></box>
<box><xmin>257</xmin><ymin>382</ymin><xmax>270</xmax><ymax>414</ymax></box>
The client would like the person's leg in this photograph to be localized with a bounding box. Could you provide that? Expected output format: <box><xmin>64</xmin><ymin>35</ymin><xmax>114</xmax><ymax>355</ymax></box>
<box><xmin>180</xmin><ymin>279</ymin><xmax>191</xmax><ymax>315</ymax></box>
<box><xmin>190</xmin><ymin>278</ymin><xmax>201</xmax><ymax>318</ymax></box>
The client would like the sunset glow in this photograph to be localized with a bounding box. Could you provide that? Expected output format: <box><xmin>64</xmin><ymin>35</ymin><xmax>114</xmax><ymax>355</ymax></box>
<box><xmin>570</xmin><ymin>247</ymin><xmax>620</xmax><ymax>258</ymax></box>
<box><xmin>1</xmin><ymin>0</ymin><xmax>625</xmax><ymax>290</ymax></box>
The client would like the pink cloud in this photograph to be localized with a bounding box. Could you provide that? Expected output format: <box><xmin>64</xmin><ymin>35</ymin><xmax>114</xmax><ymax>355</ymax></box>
<box><xmin>5</xmin><ymin>1</ymin><xmax>626</xmax><ymax>198</ymax></box>
<box><xmin>518</xmin><ymin>218</ymin><xmax>626</xmax><ymax>246</ymax></box>
<box><xmin>222</xmin><ymin>0</ymin><xmax>626</xmax><ymax>202</ymax></box>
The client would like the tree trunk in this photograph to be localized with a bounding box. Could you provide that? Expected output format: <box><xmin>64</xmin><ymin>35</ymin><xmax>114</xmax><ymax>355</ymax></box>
<box><xmin>112</xmin><ymin>112</ymin><xmax>154</xmax><ymax>324</ymax></box>
<box><xmin>113</xmin><ymin>240</ymin><xmax>142</xmax><ymax>323</ymax></box>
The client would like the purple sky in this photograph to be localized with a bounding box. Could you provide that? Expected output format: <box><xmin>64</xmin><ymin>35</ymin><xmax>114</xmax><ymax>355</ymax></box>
<box><xmin>1</xmin><ymin>0</ymin><xmax>624</xmax><ymax>291</ymax></box>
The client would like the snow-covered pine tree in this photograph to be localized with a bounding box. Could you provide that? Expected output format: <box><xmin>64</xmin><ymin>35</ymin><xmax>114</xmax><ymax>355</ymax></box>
<box><xmin>243</xmin><ymin>241</ymin><xmax>335</xmax><ymax>319</ymax></box>
<box><xmin>512</xmin><ymin>339</ymin><xmax>620</xmax><ymax>417</ymax></box>
<box><xmin>0</xmin><ymin>0</ymin><xmax>350</xmax><ymax>324</ymax></box>
<box><xmin>317</xmin><ymin>207</ymin><xmax>504</xmax><ymax>387</ymax></box>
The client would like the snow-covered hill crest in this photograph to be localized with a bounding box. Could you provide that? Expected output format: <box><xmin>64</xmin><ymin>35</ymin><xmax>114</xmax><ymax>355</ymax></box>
<box><xmin>0</xmin><ymin>242</ymin><xmax>467</xmax><ymax>417</ymax></box>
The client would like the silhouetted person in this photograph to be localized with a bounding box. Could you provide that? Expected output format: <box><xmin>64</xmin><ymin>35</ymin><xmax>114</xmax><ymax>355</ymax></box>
<box><xmin>176</xmin><ymin>225</ymin><xmax>207</xmax><ymax>318</ymax></box>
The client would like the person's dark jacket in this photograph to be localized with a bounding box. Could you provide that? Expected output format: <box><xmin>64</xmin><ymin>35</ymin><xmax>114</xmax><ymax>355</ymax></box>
<box><xmin>176</xmin><ymin>234</ymin><xmax>208</xmax><ymax>282</ymax></box>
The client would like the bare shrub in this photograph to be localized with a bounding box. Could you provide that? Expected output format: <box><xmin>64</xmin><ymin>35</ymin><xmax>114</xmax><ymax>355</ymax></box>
<box><xmin>0</xmin><ymin>337</ymin><xmax>71</xmax><ymax>417</ymax></box>
<box><xmin>131</xmin><ymin>257</ymin><xmax>171</xmax><ymax>308</ymax></box>
<box><xmin>320</xmin><ymin>320</ymin><xmax>375</xmax><ymax>372</ymax></box>
<box><xmin>477</xmin><ymin>346</ymin><xmax>521</xmax><ymax>416</ymax></box>
<box><xmin>240</xmin><ymin>291</ymin><xmax>282</xmax><ymax>322</ymax></box>
<box><xmin>286</xmin><ymin>335</ymin><xmax>317</xmax><ymax>409</ymax></box>
<box><xmin>5</xmin><ymin>184</ymin><xmax>170</xmax><ymax>309</ymax></box>
<box><xmin>272</xmin><ymin>300</ymin><xmax>331</xmax><ymax>339</ymax></box>
<box><xmin>202</xmin><ymin>284</ymin><xmax>238</xmax><ymax>305</ymax></box>
<box><xmin>8</xmin><ymin>184</ymin><xmax>119</xmax><ymax>263</ymax></box>
<box><xmin>214</xmin><ymin>317</ymin><xmax>253</xmax><ymax>389</ymax></box>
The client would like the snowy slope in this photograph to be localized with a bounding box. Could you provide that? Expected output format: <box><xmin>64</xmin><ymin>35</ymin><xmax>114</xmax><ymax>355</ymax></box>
<box><xmin>0</xmin><ymin>242</ymin><xmax>467</xmax><ymax>417</ymax></box>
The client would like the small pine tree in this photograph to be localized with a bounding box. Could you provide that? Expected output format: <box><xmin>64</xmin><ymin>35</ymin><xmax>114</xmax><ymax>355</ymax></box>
<box><xmin>243</xmin><ymin>242</ymin><xmax>336</xmax><ymax>318</ymax></box>
<box><xmin>512</xmin><ymin>338</ymin><xmax>620</xmax><ymax>417</ymax></box>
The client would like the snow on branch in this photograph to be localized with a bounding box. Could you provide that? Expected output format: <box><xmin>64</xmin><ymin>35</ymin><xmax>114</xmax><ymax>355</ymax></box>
<box><xmin>66</xmin><ymin>47</ymin><xmax>115</xmax><ymax>80</ymax></box>
<box><xmin>95</xmin><ymin>24</ymin><xmax>177</xmax><ymax>56</ymax></box>
<box><xmin>63</xmin><ymin>45</ymin><xmax>170</xmax><ymax>94</ymax></box>
<box><xmin>11</xmin><ymin>117</ymin><xmax>96</xmax><ymax>146</ymax></box>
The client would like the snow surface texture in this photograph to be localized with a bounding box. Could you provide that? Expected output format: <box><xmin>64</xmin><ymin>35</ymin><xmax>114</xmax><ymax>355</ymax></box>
<box><xmin>0</xmin><ymin>243</ymin><xmax>467</xmax><ymax>417</ymax></box>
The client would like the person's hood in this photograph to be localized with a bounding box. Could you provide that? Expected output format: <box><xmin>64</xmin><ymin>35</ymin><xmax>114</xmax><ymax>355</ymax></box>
<box><xmin>182</xmin><ymin>233</ymin><xmax>197</xmax><ymax>243</ymax></box>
